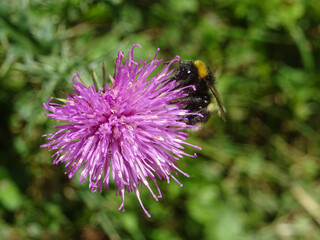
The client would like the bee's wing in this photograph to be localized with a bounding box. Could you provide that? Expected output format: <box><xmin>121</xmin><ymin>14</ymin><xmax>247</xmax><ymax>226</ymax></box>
<box><xmin>208</xmin><ymin>85</ymin><xmax>226</xmax><ymax>122</ymax></box>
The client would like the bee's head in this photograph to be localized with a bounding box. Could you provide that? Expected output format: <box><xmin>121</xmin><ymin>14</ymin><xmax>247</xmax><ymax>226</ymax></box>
<box><xmin>175</xmin><ymin>61</ymin><xmax>198</xmax><ymax>80</ymax></box>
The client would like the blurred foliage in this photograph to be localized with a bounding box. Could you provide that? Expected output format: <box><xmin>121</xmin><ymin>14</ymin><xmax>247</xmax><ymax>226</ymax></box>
<box><xmin>0</xmin><ymin>0</ymin><xmax>319</xmax><ymax>239</ymax></box>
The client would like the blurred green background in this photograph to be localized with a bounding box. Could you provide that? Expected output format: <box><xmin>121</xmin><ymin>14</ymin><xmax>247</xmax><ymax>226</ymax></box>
<box><xmin>0</xmin><ymin>0</ymin><xmax>319</xmax><ymax>239</ymax></box>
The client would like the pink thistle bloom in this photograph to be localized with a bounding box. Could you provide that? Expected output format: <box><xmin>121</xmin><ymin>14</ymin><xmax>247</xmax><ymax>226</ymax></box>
<box><xmin>42</xmin><ymin>44</ymin><xmax>201</xmax><ymax>217</ymax></box>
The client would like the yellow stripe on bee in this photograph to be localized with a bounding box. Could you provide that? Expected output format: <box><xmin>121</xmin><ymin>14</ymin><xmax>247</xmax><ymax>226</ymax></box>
<box><xmin>194</xmin><ymin>60</ymin><xmax>208</xmax><ymax>79</ymax></box>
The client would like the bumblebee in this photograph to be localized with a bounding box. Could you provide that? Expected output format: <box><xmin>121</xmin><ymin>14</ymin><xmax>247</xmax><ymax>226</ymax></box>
<box><xmin>172</xmin><ymin>60</ymin><xmax>226</xmax><ymax>125</ymax></box>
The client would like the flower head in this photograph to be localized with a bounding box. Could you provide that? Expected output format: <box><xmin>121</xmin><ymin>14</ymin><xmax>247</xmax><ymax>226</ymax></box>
<box><xmin>42</xmin><ymin>44</ymin><xmax>200</xmax><ymax>217</ymax></box>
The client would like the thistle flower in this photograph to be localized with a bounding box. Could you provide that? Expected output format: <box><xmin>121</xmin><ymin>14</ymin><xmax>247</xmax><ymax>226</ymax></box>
<box><xmin>42</xmin><ymin>44</ymin><xmax>201</xmax><ymax>217</ymax></box>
